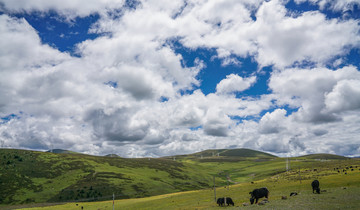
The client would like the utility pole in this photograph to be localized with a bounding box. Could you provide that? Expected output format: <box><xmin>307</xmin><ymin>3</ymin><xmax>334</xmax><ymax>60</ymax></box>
<box><xmin>49</xmin><ymin>142</ymin><xmax>53</xmax><ymax>153</ymax></box>
<box><xmin>286</xmin><ymin>158</ymin><xmax>289</xmax><ymax>172</ymax></box>
<box><xmin>213</xmin><ymin>175</ymin><xmax>216</xmax><ymax>202</ymax></box>
<box><xmin>227</xmin><ymin>173</ymin><xmax>229</xmax><ymax>190</ymax></box>
<box><xmin>289</xmin><ymin>158</ymin><xmax>291</xmax><ymax>170</ymax></box>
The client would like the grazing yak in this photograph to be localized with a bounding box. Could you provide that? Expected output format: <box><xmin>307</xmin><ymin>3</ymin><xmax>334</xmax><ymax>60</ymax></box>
<box><xmin>216</xmin><ymin>197</ymin><xmax>234</xmax><ymax>206</ymax></box>
<box><xmin>311</xmin><ymin>180</ymin><xmax>320</xmax><ymax>194</ymax></box>
<box><xmin>290</xmin><ymin>192</ymin><xmax>298</xmax><ymax>196</ymax></box>
<box><xmin>216</xmin><ymin>197</ymin><xmax>224</xmax><ymax>206</ymax></box>
<box><xmin>249</xmin><ymin>187</ymin><xmax>269</xmax><ymax>204</ymax></box>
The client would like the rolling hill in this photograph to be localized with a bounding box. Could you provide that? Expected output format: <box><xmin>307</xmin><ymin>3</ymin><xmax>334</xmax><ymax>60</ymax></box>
<box><xmin>193</xmin><ymin>148</ymin><xmax>276</xmax><ymax>158</ymax></box>
<box><xmin>298</xmin><ymin>153</ymin><xmax>349</xmax><ymax>160</ymax></box>
<box><xmin>46</xmin><ymin>149</ymin><xmax>79</xmax><ymax>154</ymax></box>
<box><xmin>0</xmin><ymin>148</ymin><xmax>356</xmax><ymax>208</ymax></box>
<box><xmin>0</xmin><ymin>148</ymin><xmax>214</xmax><ymax>205</ymax></box>
<box><xmin>164</xmin><ymin>148</ymin><xmax>277</xmax><ymax>161</ymax></box>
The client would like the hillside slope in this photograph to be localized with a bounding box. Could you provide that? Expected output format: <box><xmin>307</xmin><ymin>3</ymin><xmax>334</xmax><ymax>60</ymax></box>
<box><xmin>298</xmin><ymin>153</ymin><xmax>349</xmax><ymax>160</ymax></box>
<box><xmin>1</xmin><ymin>148</ymin><xmax>353</xmax><ymax>207</ymax></box>
<box><xmin>0</xmin><ymin>149</ymin><xmax>213</xmax><ymax>205</ymax></box>
<box><xmin>11</xmin><ymin>157</ymin><xmax>360</xmax><ymax>210</ymax></box>
<box><xmin>169</xmin><ymin>148</ymin><xmax>277</xmax><ymax>160</ymax></box>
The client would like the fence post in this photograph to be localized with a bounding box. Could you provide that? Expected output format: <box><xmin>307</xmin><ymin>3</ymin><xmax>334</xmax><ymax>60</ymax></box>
<box><xmin>113</xmin><ymin>193</ymin><xmax>115</xmax><ymax>210</ymax></box>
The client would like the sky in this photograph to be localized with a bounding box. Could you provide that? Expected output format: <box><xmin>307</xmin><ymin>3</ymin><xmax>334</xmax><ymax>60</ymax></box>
<box><xmin>0</xmin><ymin>0</ymin><xmax>360</xmax><ymax>158</ymax></box>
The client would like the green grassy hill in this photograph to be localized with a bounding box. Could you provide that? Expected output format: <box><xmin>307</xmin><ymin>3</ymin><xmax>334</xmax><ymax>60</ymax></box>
<box><xmin>14</xmin><ymin>157</ymin><xmax>360</xmax><ymax>210</ymax></box>
<box><xmin>0</xmin><ymin>149</ymin><xmax>213</xmax><ymax>205</ymax></box>
<box><xmin>298</xmin><ymin>153</ymin><xmax>349</xmax><ymax>160</ymax></box>
<box><xmin>219</xmin><ymin>148</ymin><xmax>276</xmax><ymax>157</ymax></box>
<box><xmin>174</xmin><ymin>148</ymin><xmax>276</xmax><ymax>159</ymax></box>
<box><xmin>1</xmin><ymin>148</ymin><xmax>358</xmax><ymax>209</ymax></box>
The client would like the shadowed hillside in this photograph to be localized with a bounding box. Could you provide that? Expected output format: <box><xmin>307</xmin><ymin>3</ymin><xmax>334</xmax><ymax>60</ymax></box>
<box><xmin>47</xmin><ymin>149</ymin><xmax>79</xmax><ymax>154</ymax></box>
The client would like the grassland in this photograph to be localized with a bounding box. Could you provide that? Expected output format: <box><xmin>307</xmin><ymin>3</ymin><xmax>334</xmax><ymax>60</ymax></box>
<box><xmin>1</xmin><ymin>148</ymin><xmax>359</xmax><ymax>210</ymax></box>
<box><xmin>0</xmin><ymin>148</ymin><xmax>219</xmax><ymax>205</ymax></box>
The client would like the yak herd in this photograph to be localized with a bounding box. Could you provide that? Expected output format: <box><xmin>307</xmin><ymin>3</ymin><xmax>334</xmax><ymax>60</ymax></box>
<box><xmin>216</xmin><ymin>180</ymin><xmax>321</xmax><ymax>207</ymax></box>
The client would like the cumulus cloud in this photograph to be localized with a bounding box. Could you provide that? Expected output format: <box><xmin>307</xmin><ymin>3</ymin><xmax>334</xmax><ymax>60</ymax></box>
<box><xmin>259</xmin><ymin>138</ymin><xmax>290</xmax><ymax>154</ymax></box>
<box><xmin>0</xmin><ymin>113</ymin><xmax>93</xmax><ymax>152</ymax></box>
<box><xmin>0</xmin><ymin>0</ymin><xmax>126</xmax><ymax>20</ymax></box>
<box><xmin>203</xmin><ymin>107</ymin><xmax>231</xmax><ymax>137</ymax></box>
<box><xmin>269</xmin><ymin>66</ymin><xmax>360</xmax><ymax>123</ymax></box>
<box><xmin>85</xmin><ymin>108</ymin><xmax>149</xmax><ymax>142</ymax></box>
<box><xmin>174</xmin><ymin>0</ymin><xmax>360</xmax><ymax>68</ymax></box>
<box><xmin>0</xmin><ymin>1</ymin><xmax>360</xmax><ymax>157</ymax></box>
<box><xmin>325</xmin><ymin>79</ymin><xmax>360</xmax><ymax>113</ymax></box>
<box><xmin>0</xmin><ymin>15</ymin><xmax>72</xmax><ymax>114</ymax></box>
<box><xmin>216</xmin><ymin>74</ymin><xmax>256</xmax><ymax>94</ymax></box>
<box><xmin>0</xmin><ymin>13</ymin><xmax>202</xmax><ymax>154</ymax></box>
<box><xmin>312</xmin><ymin>129</ymin><xmax>328</xmax><ymax>136</ymax></box>
<box><xmin>295</xmin><ymin>0</ymin><xmax>360</xmax><ymax>12</ymax></box>
<box><xmin>330</xmin><ymin>144</ymin><xmax>360</xmax><ymax>157</ymax></box>
<box><xmin>259</xmin><ymin>109</ymin><xmax>287</xmax><ymax>134</ymax></box>
<box><xmin>254</xmin><ymin>0</ymin><xmax>360</xmax><ymax>67</ymax></box>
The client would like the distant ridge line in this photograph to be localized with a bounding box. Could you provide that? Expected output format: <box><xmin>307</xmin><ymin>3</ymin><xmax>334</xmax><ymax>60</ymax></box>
<box><xmin>46</xmin><ymin>149</ymin><xmax>78</xmax><ymax>154</ymax></box>
<box><xmin>1</xmin><ymin>148</ymin><xmax>349</xmax><ymax>159</ymax></box>
<box><xmin>167</xmin><ymin>148</ymin><xmax>277</xmax><ymax>158</ymax></box>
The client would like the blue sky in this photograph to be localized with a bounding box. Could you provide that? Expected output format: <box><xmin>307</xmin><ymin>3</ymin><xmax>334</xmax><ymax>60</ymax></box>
<box><xmin>0</xmin><ymin>0</ymin><xmax>360</xmax><ymax>157</ymax></box>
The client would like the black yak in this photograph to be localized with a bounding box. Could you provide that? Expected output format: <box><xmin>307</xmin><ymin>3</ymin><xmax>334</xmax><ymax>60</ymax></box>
<box><xmin>216</xmin><ymin>197</ymin><xmax>234</xmax><ymax>206</ymax></box>
<box><xmin>311</xmin><ymin>180</ymin><xmax>320</xmax><ymax>194</ymax></box>
<box><xmin>290</xmin><ymin>192</ymin><xmax>298</xmax><ymax>196</ymax></box>
<box><xmin>225</xmin><ymin>197</ymin><xmax>234</xmax><ymax>206</ymax></box>
<box><xmin>217</xmin><ymin>197</ymin><xmax>224</xmax><ymax>206</ymax></box>
<box><xmin>249</xmin><ymin>187</ymin><xmax>269</xmax><ymax>204</ymax></box>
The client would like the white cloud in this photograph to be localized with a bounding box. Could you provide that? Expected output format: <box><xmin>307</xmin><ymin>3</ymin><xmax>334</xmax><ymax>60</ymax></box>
<box><xmin>259</xmin><ymin>109</ymin><xmax>287</xmax><ymax>134</ymax></box>
<box><xmin>203</xmin><ymin>107</ymin><xmax>232</xmax><ymax>137</ymax></box>
<box><xmin>295</xmin><ymin>0</ymin><xmax>360</xmax><ymax>12</ymax></box>
<box><xmin>76</xmin><ymin>35</ymin><xmax>201</xmax><ymax>98</ymax></box>
<box><xmin>0</xmin><ymin>15</ymin><xmax>72</xmax><ymax>114</ymax></box>
<box><xmin>0</xmin><ymin>15</ymin><xmax>69</xmax><ymax>69</ymax></box>
<box><xmin>0</xmin><ymin>1</ymin><xmax>360</xmax><ymax>158</ymax></box>
<box><xmin>269</xmin><ymin>66</ymin><xmax>360</xmax><ymax>123</ymax></box>
<box><xmin>325</xmin><ymin>79</ymin><xmax>360</xmax><ymax>112</ymax></box>
<box><xmin>0</xmin><ymin>0</ymin><xmax>126</xmax><ymax>19</ymax></box>
<box><xmin>216</xmin><ymin>74</ymin><xmax>256</xmax><ymax>94</ymax></box>
<box><xmin>253</xmin><ymin>0</ymin><xmax>360</xmax><ymax>68</ymax></box>
<box><xmin>169</xmin><ymin>0</ymin><xmax>360</xmax><ymax>68</ymax></box>
<box><xmin>0</xmin><ymin>14</ymin><xmax>203</xmax><ymax>155</ymax></box>
<box><xmin>85</xmin><ymin>107</ymin><xmax>150</xmax><ymax>142</ymax></box>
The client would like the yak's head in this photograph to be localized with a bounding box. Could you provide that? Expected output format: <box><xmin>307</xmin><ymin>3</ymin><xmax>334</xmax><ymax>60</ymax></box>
<box><xmin>316</xmin><ymin>188</ymin><xmax>320</xmax><ymax>194</ymax></box>
<box><xmin>250</xmin><ymin>197</ymin><xmax>255</xmax><ymax>204</ymax></box>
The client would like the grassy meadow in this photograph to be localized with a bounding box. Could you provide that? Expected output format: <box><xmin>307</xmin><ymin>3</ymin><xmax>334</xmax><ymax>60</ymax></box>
<box><xmin>1</xmin><ymin>148</ymin><xmax>359</xmax><ymax>209</ymax></box>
